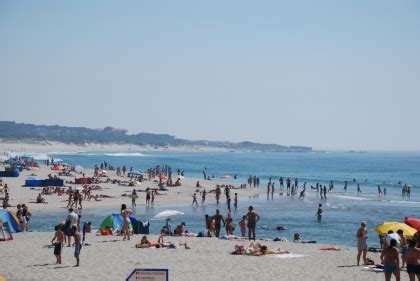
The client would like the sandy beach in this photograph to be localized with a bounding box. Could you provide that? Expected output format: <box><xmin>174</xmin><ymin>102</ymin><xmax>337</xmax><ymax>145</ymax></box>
<box><xmin>0</xmin><ymin>163</ymin><xmax>260</xmax><ymax>212</ymax></box>
<box><xmin>2</xmin><ymin>232</ymin><xmax>387</xmax><ymax>281</ymax></box>
<box><xmin>0</xmin><ymin>158</ymin><xmax>414</xmax><ymax>281</ymax></box>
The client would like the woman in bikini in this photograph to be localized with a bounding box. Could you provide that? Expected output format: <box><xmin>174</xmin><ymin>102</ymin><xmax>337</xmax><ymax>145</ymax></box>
<box><xmin>121</xmin><ymin>204</ymin><xmax>131</xmax><ymax>240</ymax></box>
<box><xmin>356</xmin><ymin>222</ymin><xmax>368</xmax><ymax>266</ymax></box>
<box><xmin>381</xmin><ymin>238</ymin><xmax>400</xmax><ymax>281</ymax></box>
<box><xmin>225</xmin><ymin>213</ymin><xmax>234</xmax><ymax>235</ymax></box>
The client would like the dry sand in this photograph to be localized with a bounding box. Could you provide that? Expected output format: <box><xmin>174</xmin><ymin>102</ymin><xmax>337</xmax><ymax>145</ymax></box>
<box><xmin>1</xmin><ymin>232</ymin><xmax>391</xmax><ymax>281</ymax></box>
<box><xmin>1</xmin><ymin>165</ymin><xmax>260</xmax><ymax>212</ymax></box>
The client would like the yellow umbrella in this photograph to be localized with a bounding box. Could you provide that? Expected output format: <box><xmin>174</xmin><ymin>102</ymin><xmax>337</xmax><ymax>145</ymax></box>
<box><xmin>374</xmin><ymin>222</ymin><xmax>417</xmax><ymax>238</ymax></box>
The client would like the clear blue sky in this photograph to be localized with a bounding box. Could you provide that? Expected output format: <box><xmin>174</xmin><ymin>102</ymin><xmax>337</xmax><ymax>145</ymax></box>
<box><xmin>1</xmin><ymin>0</ymin><xmax>419</xmax><ymax>150</ymax></box>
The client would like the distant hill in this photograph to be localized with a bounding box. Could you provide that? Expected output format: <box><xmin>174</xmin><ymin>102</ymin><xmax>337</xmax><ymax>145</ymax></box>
<box><xmin>0</xmin><ymin>121</ymin><xmax>312</xmax><ymax>152</ymax></box>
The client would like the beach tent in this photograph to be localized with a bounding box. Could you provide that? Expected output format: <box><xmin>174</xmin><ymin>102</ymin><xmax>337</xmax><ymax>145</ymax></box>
<box><xmin>74</xmin><ymin>165</ymin><xmax>83</xmax><ymax>173</ymax></box>
<box><xmin>405</xmin><ymin>217</ymin><xmax>420</xmax><ymax>231</ymax></box>
<box><xmin>0</xmin><ymin>210</ymin><xmax>21</xmax><ymax>233</ymax></box>
<box><xmin>99</xmin><ymin>214</ymin><xmax>137</xmax><ymax>233</ymax></box>
<box><xmin>374</xmin><ymin>221</ymin><xmax>417</xmax><ymax>238</ymax></box>
<box><xmin>0</xmin><ymin>168</ymin><xmax>20</xmax><ymax>177</ymax></box>
<box><xmin>25</xmin><ymin>176</ymin><xmax>43</xmax><ymax>187</ymax></box>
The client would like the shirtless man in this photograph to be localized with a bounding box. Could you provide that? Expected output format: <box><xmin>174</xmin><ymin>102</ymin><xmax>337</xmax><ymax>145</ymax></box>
<box><xmin>51</xmin><ymin>225</ymin><xmax>65</xmax><ymax>264</ymax></box>
<box><xmin>246</xmin><ymin>206</ymin><xmax>260</xmax><ymax>241</ymax></box>
<box><xmin>215</xmin><ymin>186</ymin><xmax>221</xmax><ymax>205</ymax></box>
<box><xmin>405</xmin><ymin>239</ymin><xmax>420</xmax><ymax>281</ymax></box>
<box><xmin>213</xmin><ymin>209</ymin><xmax>225</xmax><ymax>238</ymax></box>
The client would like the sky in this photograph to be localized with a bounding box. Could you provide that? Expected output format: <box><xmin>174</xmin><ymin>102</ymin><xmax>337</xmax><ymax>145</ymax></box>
<box><xmin>1</xmin><ymin>0</ymin><xmax>419</xmax><ymax>151</ymax></box>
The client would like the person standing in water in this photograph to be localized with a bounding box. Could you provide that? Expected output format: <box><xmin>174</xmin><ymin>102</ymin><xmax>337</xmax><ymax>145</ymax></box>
<box><xmin>192</xmin><ymin>193</ymin><xmax>198</xmax><ymax>207</ymax></box>
<box><xmin>316</xmin><ymin>204</ymin><xmax>323</xmax><ymax>222</ymax></box>
<box><xmin>234</xmin><ymin>193</ymin><xmax>238</xmax><ymax>210</ymax></box>
<box><xmin>271</xmin><ymin>182</ymin><xmax>275</xmax><ymax>198</ymax></box>
<box><xmin>344</xmin><ymin>180</ymin><xmax>347</xmax><ymax>191</ymax></box>
<box><xmin>356</xmin><ymin>222</ymin><xmax>368</xmax><ymax>266</ymax></box>
<box><xmin>201</xmin><ymin>190</ymin><xmax>206</xmax><ymax>206</ymax></box>
<box><xmin>357</xmin><ymin>184</ymin><xmax>362</xmax><ymax>195</ymax></box>
<box><xmin>227</xmin><ymin>195</ymin><xmax>232</xmax><ymax>212</ymax></box>
<box><xmin>215</xmin><ymin>185</ymin><xmax>221</xmax><ymax>205</ymax></box>
<box><xmin>213</xmin><ymin>209</ymin><xmax>225</xmax><ymax>238</ymax></box>
<box><xmin>323</xmin><ymin>186</ymin><xmax>327</xmax><ymax>200</ymax></box>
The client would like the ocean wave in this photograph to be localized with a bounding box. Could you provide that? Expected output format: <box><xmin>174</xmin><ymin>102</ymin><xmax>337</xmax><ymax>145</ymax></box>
<box><xmin>331</xmin><ymin>195</ymin><xmax>370</xmax><ymax>201</ymax></box>
<box><xmin>48</xmin><ymin>151</ymin><xmax>87</xmax><ymax>155</ymax></box>
<box><xmin>23</xmin><ymin>153</ymin><xmax>49</xmax><ymax>161</ymax></box>
<box><xmin>104</xmin><ymin>152</ymin><xmax>146</xmax><ymax>157</ymax></box>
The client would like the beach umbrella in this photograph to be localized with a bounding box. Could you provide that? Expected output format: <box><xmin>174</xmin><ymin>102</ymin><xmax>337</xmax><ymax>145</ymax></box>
<box><xmin>405</xmin><ymin>217</ymin><xmax>420</xmax><ymax>231</ymax></box>
<box><xmin>374</xmin><ymin>222</ymin><xmax>417</xmax><ymax>238</ymax></box>
<box><xmin>159</xmin><ymin>175</ymin><xmax>168</xmax><ymax>180</ymax></box>
<box><xmin>221</xmin><ymin>175</ymin><xmax>232</xmax><ymax>179</ymax></box>
<box><xmin>153</xmin><ymin>210</ymin><xmax>184</xmax><ymax>219</ymax></box>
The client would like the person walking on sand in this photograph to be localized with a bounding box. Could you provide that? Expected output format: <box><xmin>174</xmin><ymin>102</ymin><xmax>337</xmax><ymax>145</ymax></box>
<box><xmin>51</xmin><ymin>224</ymin><xmax>65</xmax><ymax>264</ymax></box>
<box><xmin>65</xmin><ymin>208</ymin><xmax>78</xmax><ymax>247</ymax></box>
<box><xmin>121</xmin><ymin>204</ymin><xmax>131</xmax><ymax>241</ymax></box>
<box><xmin>316</xmin><ymin>204</ymin><xmax>323</xmax><ymax>222</ymax></box>
<box><xmin>381</xmin><ymin>239</ymin><xmax>400</xmax><ymax>281</ymax></box>
<box><xmin>246</xmin><ymin>206</ymin><xmax>260</xmax><ymax>241</ymax></box>
<box><xmin>356</xmin><ymin>222</ymin><xmax>368</xmax><ymax>266</ymax></box>
<box><xmin>131</xmin><ymin>189</ymin><xmax>137</xmax><ymax>208</ymax></box>
<box><xmin>73</xmin><ymin>225</ymin><xmax>82</xmax><ymax>267</ymax></box>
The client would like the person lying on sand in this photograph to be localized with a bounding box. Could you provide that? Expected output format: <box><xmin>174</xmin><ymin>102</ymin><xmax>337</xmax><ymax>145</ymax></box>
<box><xmin>232</xmin><ymin>242</ymin><xmax>289</xmax><ymax>256</ymax></box>
<box><xmin>135</xmin><ymin>235</ymin><xmax>154</xmax><ymax>248</ymax></box>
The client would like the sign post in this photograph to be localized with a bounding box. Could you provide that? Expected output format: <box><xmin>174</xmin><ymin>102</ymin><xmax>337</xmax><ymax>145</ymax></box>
<box><xmin>126</xmin><ymin>269</ymin><xmax>168</xmax><ymax>281</ymax></box>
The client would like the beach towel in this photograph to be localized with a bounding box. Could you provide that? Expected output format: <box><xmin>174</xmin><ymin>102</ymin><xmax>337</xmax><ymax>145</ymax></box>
<box><xmin>272</xmin><ymin>253</ymin><xmax>306</xmax><ymax>259</ymax></box>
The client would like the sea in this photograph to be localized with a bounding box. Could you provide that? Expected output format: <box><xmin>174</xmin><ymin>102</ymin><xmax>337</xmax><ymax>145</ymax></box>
<box><xmin>22</xmin><ymin>151</ymin><xmax>420</xmax><ymax>247</ymax></box>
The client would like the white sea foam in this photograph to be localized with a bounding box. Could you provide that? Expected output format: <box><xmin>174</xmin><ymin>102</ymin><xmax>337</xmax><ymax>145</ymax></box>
<box><xmin>104</xmin><ymin>152</ymin><xmax>146</xmax><ymax>157</ymax></box>
<box><xmin>331</xmin><ymin>195</ymin><xmax>370</xmax><ymax>201</ymax></box>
